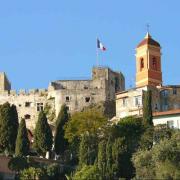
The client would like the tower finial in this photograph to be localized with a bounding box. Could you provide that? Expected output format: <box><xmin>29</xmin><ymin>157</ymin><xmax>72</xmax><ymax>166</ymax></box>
<box><xmin>146</xmin><ymin>23</ymin><xmax>150</xmax><ymax>33</ymax></box>
<box><xmin>145</xmin><ymin>23</ymin><xmax>151</xmax><ymax>39</ymax></box>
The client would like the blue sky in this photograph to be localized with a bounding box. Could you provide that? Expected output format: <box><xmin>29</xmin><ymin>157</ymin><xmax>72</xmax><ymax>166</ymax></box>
<box><xmin>0</xmin><ymin>0</ymin><xmax>180</xmax><ymax>90</ymax></box>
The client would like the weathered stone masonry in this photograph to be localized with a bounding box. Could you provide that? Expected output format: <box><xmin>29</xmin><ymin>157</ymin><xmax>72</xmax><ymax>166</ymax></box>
<box><xmin>0</xmin><ymin>67</ymin><xmax>125</xmax><ymax>131</ymax></box>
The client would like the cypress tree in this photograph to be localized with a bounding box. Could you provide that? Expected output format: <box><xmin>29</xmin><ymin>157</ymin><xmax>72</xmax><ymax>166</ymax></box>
<box><xmin>79</xmin><ymin>133</ymin><xmax>97</xmax><ymax>167</ymax></box>
<box><xmin>0</xmin><ymin>102</ymin><xmax>19</xmax><ymax>153</ymax></box>
<box><xmin>11</xmin><ymin>105</ymin><xmax>19</xmax><ymax>139</ymax></box>
<box><xmin>143</xmin><ymin>90</ymin><xmax>153</xmax><ymax>125</ymax></box>
<box><xmin>79</xmin><ymin>133</ymin><xmax>89</xmax><ymax>167</ymax></box>
<box><xmin>112</xmin><ymin>137</ymin><xmax>125</xmax><ymax>178</ymax></box>
<box><xmin>97</xmin><ymin>140</ymin><xmax>106</xmax><ymax>178</ymax></box>
<box><xmin>15</xmin><ymin>118</ymin><xmax>30</xmax><ymax>156</ymax></box>
<box><xmin>33</xmin><ymin>111</ymin><xmax>53</xmax><ymax>156</ymax></box>
<box><xmin>106</xmin><ymin>136</ymin><xmax>113</xmax><ymax>179</ymax></box>
<box><xmin>54</xmin><ymin>104</ymin><xmax>69</xmax><ymax>155</ymax></box>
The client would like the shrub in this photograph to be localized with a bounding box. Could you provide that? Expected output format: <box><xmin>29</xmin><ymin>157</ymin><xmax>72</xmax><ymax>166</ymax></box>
<box><xmin>20</xmin><ymin>167</ymin><xmax>46</xmax><ymax>180</ymax></box>
<box><xmin>73</xmin><ymin>165</ymin><xmax>101</xmax><ymax>180</ymax></box>
<box><xmin>46</xmin><ymin>163</ymin><xmax>60</xmax><ymax>179</ymax></box>
<box><xmin>8</xmin><ymin>156</ymin><xmax>28</xmax><ymax>173</ymax></box>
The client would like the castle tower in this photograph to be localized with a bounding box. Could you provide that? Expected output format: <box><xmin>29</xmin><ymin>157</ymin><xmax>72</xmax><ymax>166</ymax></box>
<box><xmin>135</xmin><ymin>33</ymin><xmax>162</xmax><ymax>87</ymax></box>
<box><xmin>0</xmin><ymin>72</ymin><xmax>11</xmax><ymax>92</ymax></box>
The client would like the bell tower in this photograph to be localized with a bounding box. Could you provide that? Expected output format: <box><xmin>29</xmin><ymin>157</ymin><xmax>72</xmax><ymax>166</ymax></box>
<box><xmin>135</xmin><ymin>33</ymin><xmax>162</xmax><ymax>87</ymax></box>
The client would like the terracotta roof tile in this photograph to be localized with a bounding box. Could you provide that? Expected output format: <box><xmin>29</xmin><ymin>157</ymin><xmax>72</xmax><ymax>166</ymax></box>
<box><xmin>137</xmin><ymin>38</ymin><xmax>160</xmax><ymax>48</ymax></box>
<box><xmin>137</xmin><ymin>33</ymin><xmax>160</xmax><ymax>48</ymax></box>
<box><xmin>153</xmin><ymin>109</ymin><xmax>180</xmax><ymax>117</ymax></box>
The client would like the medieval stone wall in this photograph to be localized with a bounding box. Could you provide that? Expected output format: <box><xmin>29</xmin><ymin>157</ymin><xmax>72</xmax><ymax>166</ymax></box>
<box><xmin>0</xmin><ymin>67</ymin><xmax>125</xmax><ymax>131</ymax></box>
<box><xmin>48</xmin><ymin>67</ymin><xmax>125</xmax><ymax>115</ymax></box>
<box><xmin>0</xmin><ymin>89</ymin><xmax>50</xmax><ymax>130</ymax></box>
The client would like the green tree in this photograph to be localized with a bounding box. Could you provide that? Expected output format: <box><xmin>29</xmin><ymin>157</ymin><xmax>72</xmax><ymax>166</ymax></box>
<box><xmin>68</xmin><ymin>137</ymin><xmax>80</xmax><ymax>166</ymax></box>
<box><xmin>20</xmin><ymin>167</ymin><xmax>46</xmax><ymax>180</ymax></box>
<box><xmin>144</xmin><ymin>125</ymin><xmax>173</xmax><ymax>159</ymax></box>
<box><xmin>106</xmin><ymin>136</ymin><xmax>113</xmax><ymax>179</ymax></box>
<box><xmin>64</xmin><ymin>109</ymin><xmax>107</xmax><ymax>142</ymax></box>
<box><xmin>97</xmin><ymin>140</ymin><xmax>106</xmax><ymax>178</ymax></box>
<box><xmin>143</xmin><ymin>90</ymin><xmax>153</xmax><ymax>125</ymax></box>
<box><xmin>46</xmin><ymin>163</ymin><xmax>60</xmax><ymax>180</ymax></box>
<box><xmin>141</xmin><ymin>90</ymin><xmax>154</xmax><ymax>150</ymax></box>
<box><xmin>33</xmin><ymin>111</ymin><xmax>53</xmax><ymax>156</ymax></box>
<box><xmin>112</xmin><ymin>116</ymin><xmax>144</xmax><ymax>178</ymax></box>
<box><xmin>117</xmin><ymin>116</ymin><xmax>144</xmax><ymax>152</ymax></box>
<box><xmin>133</xmin><ymin>130</ymin><xmax>180</xmax><ymax>179</ymax></box>
<box><xmin>153</xmin><ymin>131</ymin><xmax>180</xmax><ymax>179</ymax></box>
<box><xmin>112</xmin><ymin>137</ymin><xmax>126</xmax><ymax>178</ymax></box>
<box><xmin>11</xmin><ymin>104</ymin><xmax>19</xmax><ymax>136</ymax></box>
<box><xmin>54</xmin><ymin>104</ymin><xmax>69</xmax><ymax>155</ymax></box>
<box><xmin>153</xmin><ymin>124</ymin><xmax>172</xmax><ymax>143</ymax></box>
<box><xmin>140</xmin><ymin>126</ymin><xmax>154</xmax><ymax>150</ymax></box>
<box><xmin>73</xmin><ymin>165</ymin><xmax>101</xmax><ymax>180</ymax></box>
<box><xmin>132</xmin><ymin>149</ymin><xmax>155</xmax><ymax>179</ymax></box>
<box><xmin>15</xmin><ymin>118</ymin><xmax>30</xmax><ymax>156</ymax></box>
<box><xmin>0</xmin><ymin>102</ymin><xmax>19</xmax><ymax>153</ymax></box>
<box><xmin>79</xmin><ymin>133</ymin><xmax>97</xmax><ymax>167</ymax></box>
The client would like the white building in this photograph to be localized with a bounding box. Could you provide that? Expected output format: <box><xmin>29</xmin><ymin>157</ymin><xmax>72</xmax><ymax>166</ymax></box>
<box><xmin>153</xmin><ymin>109</ymin><xmax>180</xmax><ymax>129</ymax></box>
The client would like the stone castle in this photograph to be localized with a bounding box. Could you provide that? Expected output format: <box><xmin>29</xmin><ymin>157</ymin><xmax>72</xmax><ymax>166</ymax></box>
<box><xmin>0</xmin><ymin>67</ymin><xmax>125</xmax><ymax>130</ymax></box>
<box><xmin>2</xmin><ymin>32</ymin><xmax>179</xmax><ymax>130</ymax></box>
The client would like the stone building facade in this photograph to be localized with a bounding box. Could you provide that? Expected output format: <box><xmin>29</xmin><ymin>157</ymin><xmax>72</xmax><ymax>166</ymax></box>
<box><xmin>48</xmin><ymin>67</ymin><xmax>125</xmax><ymax>116</ymax></box>
<box><xmin>0</xmin><ymin>67</ymin><xmax>125</xmax><ymax>131</ymax></box>
<box><xmin>116</xmin><ymin>33</ymin><xmax>180</xmax><ymax>128</ymax></box>
<box><xmin>0</xmin><ymin>74</ymin><xmax>51</xmax><ymax>130</ymax></box>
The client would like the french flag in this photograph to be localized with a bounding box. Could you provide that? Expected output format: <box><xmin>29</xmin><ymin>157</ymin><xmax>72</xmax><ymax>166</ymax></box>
<box><xmin>97</xmin><ymin>38</ymin><xmax>106</xmax><ymax>51</ymax></box>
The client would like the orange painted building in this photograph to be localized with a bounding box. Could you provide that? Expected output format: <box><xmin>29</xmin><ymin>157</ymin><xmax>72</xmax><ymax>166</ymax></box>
<box><xmin>135</xmin><ymin>33</ymin><xmax>162</xmax><ymax>87</ymax></box>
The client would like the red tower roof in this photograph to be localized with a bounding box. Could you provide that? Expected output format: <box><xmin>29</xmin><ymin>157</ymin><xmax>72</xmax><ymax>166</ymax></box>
<box><xmin>137</xmin><ymin>33</ymin><xmax>160</xmax><ymax>48</ymax></box>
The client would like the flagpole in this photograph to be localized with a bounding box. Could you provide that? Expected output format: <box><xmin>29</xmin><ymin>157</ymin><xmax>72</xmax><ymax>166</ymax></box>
<box><xmin>96</xmin><ymin>38</ymin><xmax>99</xmax><ymax>67</ymax></box>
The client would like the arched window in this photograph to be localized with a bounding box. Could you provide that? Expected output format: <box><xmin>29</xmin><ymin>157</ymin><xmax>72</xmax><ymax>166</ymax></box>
<box><xmin>140</xmin><ymin>58</ymin><xmax>144</xmax><ymax>70</ymax></box>
<box><xmin>152</xmin><ymin>57</ymin><xmax>157</xmax><ymax>70</ymax></box>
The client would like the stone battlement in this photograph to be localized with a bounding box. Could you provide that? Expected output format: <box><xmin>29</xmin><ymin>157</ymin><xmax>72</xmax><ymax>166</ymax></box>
<box><xmin>0</xmin><ymin>89</ymin><xmax>48</xmax><ymax>96</ymax></box>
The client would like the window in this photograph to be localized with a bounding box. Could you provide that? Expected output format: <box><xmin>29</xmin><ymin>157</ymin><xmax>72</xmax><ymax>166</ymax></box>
<box><xmin>66</xmin><ymin>96</ymin><xmax>70</xmax><ymax>102</ymax></box>
<box><xmin>140</xmin><ymin>58</ymin><xmax>144</xmax><ymax>70</ymax></box>
<box><xmin>84</xmin><ymin>86</ymin><xmax>89</xmax><ymax>89</ymax></box>
<box><xmin>25</xmin><ymin>102</ymin><xmax>31</xmax><ymax>107</ymax></box>
<box><xmin>152</xmin><ymin>57</ymin><xmax>157</xmax><ymax>70</ymax></box>
<box><xmin>155</xmin><ymin>104</ymin><xmax>158</xmax><ymax>110</ymax></box>
<box><xmin>24</xmin><ymin>114</ymin><xmax>31</xmax><ymax>119</ymax></box>
<box><xmin>173</xmin><ymin>88</ymin><xmax>177</xmax><ymax>95</ymax></box>
<box><xmin>122</xmin><ymin>98</ymin><xmax>128</xmax><ymax>107</ymax></box>
<box><xmin>115</xmin><ymin>77</ymin><xmax>119</xmax><ymax>92</ymax></box>
<box><xmin>37</xmin><ymin>103</ymin><xmax>43</xmax><ymax>112</ymax></box>
<box><xmin>161</xmin><ymin>90</ymin><xmax>168</xmax><ymax>97</ymax></box>
<box><xmin>85</xmin><ymin>97</ymin><xmax>90</xmax><ymax>103</ymax></box>
<box><xmin>134</xmin><ymin>96</ymin><xmax>141</xmax><ymax>106</ymax></box>
<box><xmin>167</xmin><ymin>121</ymin><xmax>174</xmax><ymax>128</ymax></box>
